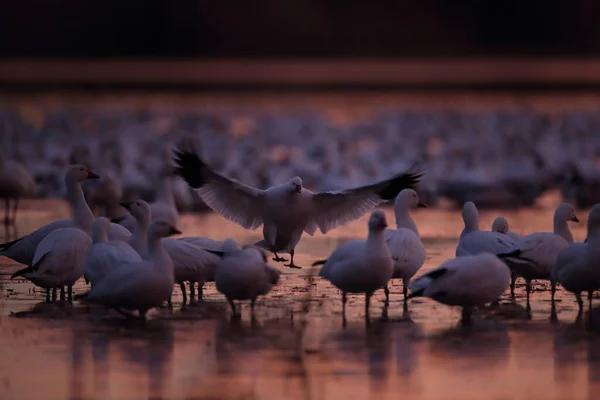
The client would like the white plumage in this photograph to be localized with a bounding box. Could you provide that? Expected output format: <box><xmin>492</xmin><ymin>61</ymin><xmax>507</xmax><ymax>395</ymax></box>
<box><xmin>174</xmin><ymin>144</ymin><xmax>421</xmax><ymax>268</ymax></box>
<box><xmin>316</xmin><ymin>210</ymin><xmax>394</xmax><ymax>322</ymax></box>
<box><xmin>12</xmin><ymin>226</ymin><xmax>92</xmax><ymax>303</ymax></box>
<box><xmin>456</xmin><ymin>201</ymin><xmax>515</xmax><ymax>257</ymax></box>
<box><xmin>409</xmin><ymin>253</ymin><xmax>511</xmax><ymax>324</ymax></box>
<box><xmin>491</xmin><ymin>216</ymin><xmax>520</xmax><ymax>241</ymax></box>
<box><xmin>215</xmin><ymin>245</ymin><xmax>280</xmax><ymax>317</ymax></box>
<box><xmin>77</xmin><ymin>220</ymin><xmax>180</xmax><ymax>318</ymax></box>
<box><xmin>383</xmin><ymin>189</ymin><xmax>426</xmax><ymax>304</ymax></box>
<box><xmin>84</xmin><ymin>217</ymin><xmax>141</xmax><ymax>287</ymax></box>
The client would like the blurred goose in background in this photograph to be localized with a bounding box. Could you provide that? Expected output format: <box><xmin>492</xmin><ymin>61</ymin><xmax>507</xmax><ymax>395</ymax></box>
<box><xmin>149</xmin><ymin>163</ymin><xmax>180</xmax><ymax>229</ymax></box>
<box><xmin>383</xmin><ymin>189</ymin><xmax>426</xmax><ymax>305</ymax></box>
<box><xmin>314</xmin><ymin>210</ymin><xmax>394</xmax><ymax>323</ymax></box>
<box><xmin>553</xmin><ymin>203</ymin><xmax>600</xmax><ymax>318</ymax></box>
<box><xmin>408</xmin><ymin>253</ymin><xmax>511</xmax><ymax>325</ymax></box>
<box><xmin>76</xmin><ymin>220</ymin><xmax>180</xmax><ymax>319</ymax></box>
<box><xmin>491</xmin><ymin>216</ymin><xmax>520</xmax><ymax>241</ymax></box>
<box><xmin>11</xmin><ymin>226</ymin><xmax>92</xmax><ymax>303</ymax></box>
<box><xmin>456</xmin><ymin>201</ymin><xmax>515</xmax><ymax>257</ymax></box>
<box><xmin>215</xmin><ymin>245</ymin><xmax>280</xmax><ymax>318</ymax></box>
<box><xmin>174</xmin><ymin>142</ymin><xmax>422</xmax><ymax>269</ymax></box>
<box><xmin>84</xmin><ymin>217</ymin><xmax>141</xmax><ymax>287</ymax></box>
<box><xmin>0</xmin><ymin>148</ymin><xmax>36</xmax><ymax>226</ymax></box>
<box><xmin>498</xmin><ymin>203</ymin><xmax>578</xmax><ymax>304</ymax></box>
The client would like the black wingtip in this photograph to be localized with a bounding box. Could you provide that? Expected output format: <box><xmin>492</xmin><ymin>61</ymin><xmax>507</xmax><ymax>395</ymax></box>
<box><xmin>11</xmin><ymin>265</ymin><xmax>33</xmax><ymax>280</ymax></box>
<box><xmin>0</xmin><ymin>237</ymin><xmax>22</xmax><ymax>252</ymax></box>
<box><xmin>311</xmin><ymin>259</ymin><xmax>327</xmax><ymax>267</ymax></box>
<box><xmin>497</xmin><ymin>249</ymin><xmax>521</xmax><ymax>259</ymax></box>
<box><xmin>172</xmin><ymin>142</ymin><xmax>209</xmax><ymax>189</ymax></box>
<box><xmin>110</xmin><ymin>215</ymin><xmax>128</xmax><ymax>224</ymax></box>
<box><xmin>376</xmin><ymin>171</ymin><xmax>425</xmax><ymax>201</ymax></box>
<box><xmin>206</xmin><ymin>249</ymin><xmax>225</xmax><ymax>257</ymax></box>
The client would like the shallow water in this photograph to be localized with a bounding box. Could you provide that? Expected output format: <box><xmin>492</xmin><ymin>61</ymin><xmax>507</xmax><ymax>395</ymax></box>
<box><xmin>1</xmin><ymin>197</ymin><xmax>598</xmax><ymax>400</ymax></box>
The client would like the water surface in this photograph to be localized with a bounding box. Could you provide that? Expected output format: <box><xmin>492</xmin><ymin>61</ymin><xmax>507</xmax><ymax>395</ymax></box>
<box><xmin>0</xmin><ymin>197</ymin><xmax>598</xmax><ymax>400</ymax></box>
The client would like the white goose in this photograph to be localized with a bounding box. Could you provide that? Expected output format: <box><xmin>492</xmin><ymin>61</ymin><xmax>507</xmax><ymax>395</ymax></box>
<box><xmin>0</xmin><ymin>149</ymin><xmax>36</xmax><ymax>226</ymax></box>
<box><xmin>409</xmin><ymin>253</ymin><xmax>511</xmax><ymax>324</ymax></box>
<box><xmin>84</xmin><ymin>217</ymin><xmax>142</xmax><ymax>287</ymax></box>
<box><xmin>314</xmin><ymin>210</ymin><xmax>394</xmax><ymax>322</ymax></box>
<box><xmin>383</xmin><ymin>189</ymin><xmax>426</xmax><ymax>304</ymax></box>
<box><xmin>173</xmin><ymin>142</ymin><xmax>422</xmax><ymax>269</ymax></box>
<box><xmin>76</xmin><ymin>220</ymin><xmax>180</xmax><ymax>318</ymax></box>
<box><xmin>149</xmin><ymin>164</ymin><xmax>180</xmax><ymax>229</ymax></box>
<box><xmin>122</xmin><ymin>199</ymin><xmax>221</xmax><ymax>304</ymax></box>
<box><xmin>553</xmin><ymin>203</ymin><xmax>600</xmax><ymax>317</ymax></box>
<box><xmin>0</xmin><ymin>165</ymin><xmax>130</xmax><ymax>266</ymax></box>
<box><xmin>498</xmin><ymin>203</ymin><xmax>578</xmax><ymax>303</ymax></box>
<box><xmin>456</xmin><ymin>201</ymin><xmax>515</xmax><ymax>257</ymax></box>
<box><xmin>491</xmin><ymin>216</ymin><xmax>520</xmax><ymax>241</ymax></box>
<box><xmin>11</xmin><ymin>226</ymin><xmax>92</xmax><ymax>303</ymax></box>
<box><xmin>215</xmin><ymin>245</ymin><xmax>280</xmax><ymax>318</ymax></box>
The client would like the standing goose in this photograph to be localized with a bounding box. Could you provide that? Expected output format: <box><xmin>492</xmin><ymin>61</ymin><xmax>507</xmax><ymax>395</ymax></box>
<box><xmin>122</xmin><ymin>199</ymin><xmax>221</xmax><ymax>304</ymax></box>
<box><xmin>149</xmin><ymin>164</ymin><xmax>180</xmax><ymax>229</ymax></box>
<box><xmin>552</xmin><ymin>203</ymin><xmax>600</xmax><ymax>318</ymax></box>
<box><xmin>456</xmin><ymin>202</ymin><xmax>515</xmax><ymax>257</ymax></box>
<box><xmin>408</xmin><ymin>253</ymin><xmax>511</xmax><ymax>324</ymax></box>
<box><xmin>383</xmin><ymin>189</ymin><xmax>427</xmax><ymax>304</ymax></box>
<box><xmin>11</xmin><ymin>226</ymin><xmax>92</xmax><ymax>303</ymax></box>
<box><xmin>173</xmin><ymin>142</ymin><xmax>422</xmax><ymax>269</ymax></box>
<box><xmin>491</xmin><ymin>216</ymin><xmax>520</xmax><ymax>241</ymax></box>
<box><xmin>0</xmin><ymin>149</ymin><xmax>36</xmax><ymax>226</ymax></box>
<box><xmin>498</xmin><ymin>203</ymin><xmax>578</xmax><ymax>304</ymax></box>
<box><xmin>84</xmin><ymin>217</ymin><xmax>142</xmax><ymax>287</ymax></box>
<box><xmin>215</xmin><ymin>245</ymin><xmax>280</xmax><ymax>318</ymax></box>
<box><xmin>76</xmin><ymin>220</ymin><xmax>180</xmax><ymax>319</ymax></box>
<box><xmin>313</xmin><ymin>210</ymin><xmax>394</xmax><ymax>323</ymax></box>
<box><xmin>0</xmin><ymin>165</ymin><xmax>130</xmax><ymax>266</ymax></box>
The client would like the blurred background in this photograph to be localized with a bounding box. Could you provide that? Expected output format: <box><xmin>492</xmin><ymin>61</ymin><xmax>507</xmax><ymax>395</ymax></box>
<box><xmin>0</xmin><ymin>0</ymin><xmax>599</xmax><ymax>214</ymax></box>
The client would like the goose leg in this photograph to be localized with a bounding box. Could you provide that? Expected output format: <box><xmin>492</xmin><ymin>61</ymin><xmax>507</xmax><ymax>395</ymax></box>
<box><xmin>510</xmin><ymin>273</ymin><xmax>517</xmax><ymax>299</ymax></box>
<box><xmin>251</xmin><ymin>297</ymin><xmax>256</xmax><ymax>316</ymax></box>
<box><xmin>342</xmin><ymin>292</ymin><xmax>347</xmax><ymax>322</ymax></box>
<box><xmin>588</xmin><ymin>290</ymin><xmax>594</xmax><ymax>323</ymax></box>
<box><xmin>198</xmin><ymin>285</ymin><xmax>204</xmax><ymax>302</ymax></box>
<box><xmin>67</xmin><ymin>285</ymin><xmax>73</xmax><ymax>304</ymax></box>
<box><xmin>384</xmin><ymin>285</ymin><xmax>390</xmax><ymax>306</ymax></box>
<box><xmin>227</xmin><ymin>298</ymin><xmax>238</xmax><ymax>317</ymax></box>
<box><xmin>461</xmin><ymin>307</ymin><xmax>473</xmax><ymax>326</ymax></box>
<box><xmin>576</xmin><ymin>292</ymin><xmax>584</xmax><ymax>318</ymax></box>
<box><xmin>403</xmin><ymin>280</ymin><xmax>409</xmax><ymax>302</ymax></box>
<box><xmin>52</xmin><ymin>288</ymin><xmax>57</xmax><ymax>302</ymax></box>
<box><xmin>45</xmin><ymin>288</ymin><xmax>50</xmax><ymax>303</ymax></box>
<box><xmin>551</xmin><ymin>280</ymin><xmax>557</xmax><ymax>302</ymax></box>
<box><xmin>11</xmin><ymin>197</ymin><xmax>19</xmax><ymax>225</ymax></box>
<box><xmin>60</xmin><ymin>287</ymin><xmax>66</xmax><ymax>302</ymax></box>
<box><xmin>365</xmin><ymin>292</ymin><xmax>372</xmax><ymax>324</ymax></box>
<box><xmin>179</xmin><ymin>282</ymin><xmax>187</xmax><ymax>305</ymax></box>
<box><xmin>272</xmin><ymin>252</ymin><xmax>287</xmax><ymax>262</ymax></box>
<box><xmin>284</xmin><ymin>250</ymin><xmax>301</xmax><ymax>269</ymax></box>
<box><xmin>525</xmin><ymin>280</ymin><xmax>532</xmax><ymax>307</ymax></box>
<box><xmin>189</xmin><ymin>282</ymin><xmax>196</xmax><ymax>304</ymax></box>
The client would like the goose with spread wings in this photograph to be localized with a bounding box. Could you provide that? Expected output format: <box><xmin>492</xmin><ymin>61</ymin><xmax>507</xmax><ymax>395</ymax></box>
<box><xmin>173</xmin><ymin>143</ymin><xmax>423</xmax><ymax>268</ymax></box>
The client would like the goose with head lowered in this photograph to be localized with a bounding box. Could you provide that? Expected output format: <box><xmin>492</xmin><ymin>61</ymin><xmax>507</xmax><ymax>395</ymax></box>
<box><xmin>76</xmin><ymin>220</ymin><xmax>180</xmax><ymax>319</ymax></box>
<box><xmin>313</xmin><ymin>210</ymin><xmax>394</xmax><ymax>323</ymax></box>
<box><xmin>173</xmin><ymin>141</ymin><xmax>422</xmax><ymax>269</ymax></box>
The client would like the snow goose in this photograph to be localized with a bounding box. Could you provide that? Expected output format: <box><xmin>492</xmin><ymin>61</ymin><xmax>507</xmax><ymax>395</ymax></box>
<box><xmin>408</xmin><ymin>253</ymin><xmax>511</xmax><ymax>324</ymax></box>
<box><xmin>498</xmin><ymin>203</ymin><xmax>578</xmax><ymax>303</ymax></box>
<box><xmin>76</xmin><ymin>220</ymin><xmax>181</xmax><ymax>319</ymax></box>
<box><xmin>11</xmin><ymin>226</ymin><xmax>92</xmax><ymax>303</ymax></box>
<box><xmin>313</xmin><ymin>210</ymin><xmax>394</xmax><ymax>322</ymax></box>
<box><xmin>383</xmin><ymin>189</ymin><xmax>426</xmax><ymax>304</ymax></box>
<box><xmin>84</xmin><ymin>217</ymin><xmax>142</xmax><ymax>287</ymax></box>
<box><xmin>0</xmin><ymin>149</ymin><xmax>36</xmax><ymax>226</ymax></box>
<box><xmin>173</xmin><ymin>142</ymin><xmax>422</xmax><ymax>268</ymax></box>
<box><xmin>0</xmin><ymin>165</ymin><xmax>130</xmax><ymax>265</ymax></box>
<box><xmin>456</xmin><ymin>202</ymin><xmax>515</xmax><ymax>257</ymax></box>
<box><xmin>491</xmin><ymin>216</ymin><xmax>520</xmax><ymax>241</ymax></box>
<box><xmin>121</xmin><ymin>199</ymin><xmax>221</xmax><ymax>304</ymax></box>
<box><xmin>552</xmin><ymin>204</ymin><xmax>600</xmax><ymax>317</ymax></box>
<box><xmin>215</xmin><ymin>245</ymin><xmax>280</xmax><ymax>318</ymax></box>
<box><xmin>149</xmin><ymin>164</ymin><xmax>180</xmax><ymax>229</ymax></box>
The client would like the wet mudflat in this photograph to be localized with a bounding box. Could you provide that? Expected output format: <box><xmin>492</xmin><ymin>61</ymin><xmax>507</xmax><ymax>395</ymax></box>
<box><xmin>1</xmin><ymin>197</ymin><xmax>599</xmax><ymax>400</ymax></box>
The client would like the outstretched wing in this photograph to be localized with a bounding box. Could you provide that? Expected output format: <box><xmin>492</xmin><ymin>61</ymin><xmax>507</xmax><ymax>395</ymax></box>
<box><xmin>310</xmin><ymin>169</ymin><xmax>423</xmax><ymax>234</ymax></box>
<box><xmin>173</xmin><ymin>141</ymin><xmax>265</xmax><ymax>230</ymax></box>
